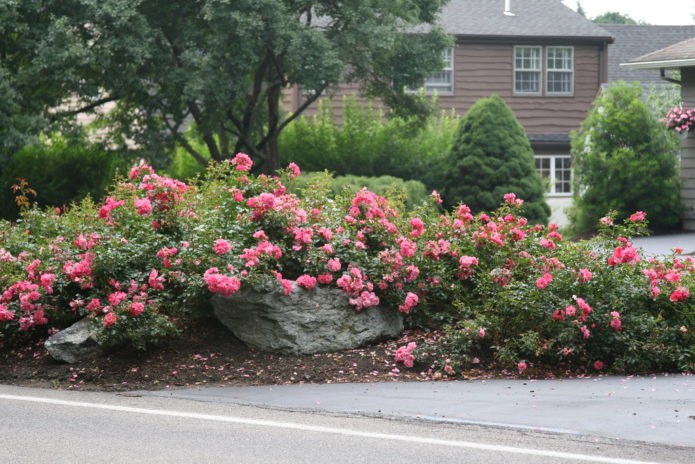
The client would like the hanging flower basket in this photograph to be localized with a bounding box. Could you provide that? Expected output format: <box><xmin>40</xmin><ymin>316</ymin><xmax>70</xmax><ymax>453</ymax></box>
<box><xmin>664</xmin><ymin>107</ymin><xmax>695</xmax><ymax>134</ymax></box>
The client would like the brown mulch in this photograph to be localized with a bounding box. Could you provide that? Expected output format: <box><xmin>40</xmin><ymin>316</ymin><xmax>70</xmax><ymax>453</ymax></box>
<box><xmin>0</xmin><ymin>316</ymin><xmax>580</xmax><ymax>392</ymax></box>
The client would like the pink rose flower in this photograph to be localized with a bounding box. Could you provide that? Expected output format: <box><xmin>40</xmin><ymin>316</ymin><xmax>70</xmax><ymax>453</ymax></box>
<box><xmin>296</xmin><ymin>274</ymin><xmax>317</xmax><ymax>290</ymax></box>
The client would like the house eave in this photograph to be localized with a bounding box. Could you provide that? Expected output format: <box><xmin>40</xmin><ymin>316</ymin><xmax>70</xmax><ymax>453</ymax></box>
<box><xmin>455</xmin><ymin>34</ymin><xmax>614</xmax><ymax>44</ymax></box>
<box><xmin>621</xmin><ymin>58</ymin><xmax>695</xmax><ymax>70</ymax></box>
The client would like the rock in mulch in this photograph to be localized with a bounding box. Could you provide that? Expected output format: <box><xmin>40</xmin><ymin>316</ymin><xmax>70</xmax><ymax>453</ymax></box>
<box><xmin>212</xmin><ymin>282</ymin><xmax>404</xmax><ymax>355</ymax></box>
<box><xmin>44</xmin><ymin>318</ymin><xmax>105</xmax><ymax>363</ymax></box>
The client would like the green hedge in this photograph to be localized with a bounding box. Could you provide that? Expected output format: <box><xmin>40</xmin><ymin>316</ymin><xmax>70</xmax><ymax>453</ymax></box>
<box><xmin>293</xmin><ymin>172</ymin><xmax>428</xmax><ymax>210</ymax></box>
<box><xmin>278</xmin><ymin>96</ymin><xmax>458</xmax><ymax>189</ymax></box>
<box><xmin>0</xmin><ymin>136</ymin><xmax>128</xmax><ymax>219</ymax></box>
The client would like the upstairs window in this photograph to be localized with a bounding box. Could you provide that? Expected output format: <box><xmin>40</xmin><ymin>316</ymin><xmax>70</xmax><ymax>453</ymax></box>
<box><xmin>411</xmin><ymin>48</ymin><xmax>454</xmax><ymax>95</ymax></box>
<box><xmin>514</xmin><ymin>46</ymin><xmax>541</xmax><ymax>94</ymax></box>
<box><xmin>546</xmin><ymin>46</ymin><xmax>574</xmax><ymax>95</ymax></box>
<box><xmin>535</xmin><ymin>155</ymin><xmax>571</xmax><ymax>195</ymax></box>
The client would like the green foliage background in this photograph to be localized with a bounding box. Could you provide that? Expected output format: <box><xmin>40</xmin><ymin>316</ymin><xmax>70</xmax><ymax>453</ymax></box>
<box><xmin>0</xmin><ymin>136</ymin><xmax>128</xmax><ymax>219</ymax></box>
<box><xmin>278</xmin><ymin>96</ymin><xmax>458</xmax><ymax>189</ymax></box>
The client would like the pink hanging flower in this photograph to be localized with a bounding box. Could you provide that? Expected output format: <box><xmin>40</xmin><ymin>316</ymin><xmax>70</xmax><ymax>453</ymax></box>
<box><xmin>517</xmin><ymin>362</ymin><xmax>527</xmax><ymax>373</ymax></box>
<box><xmin>593</xmin><ymin>360</ymin><xmax>604</xmax><ymax>370</ymax></box>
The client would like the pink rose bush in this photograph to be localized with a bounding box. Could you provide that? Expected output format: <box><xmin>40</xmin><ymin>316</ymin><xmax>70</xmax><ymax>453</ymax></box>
<box><xmin>0</xmin><ymin>159</ymin><xmax>693</xmax><ymax>376</ymax></box>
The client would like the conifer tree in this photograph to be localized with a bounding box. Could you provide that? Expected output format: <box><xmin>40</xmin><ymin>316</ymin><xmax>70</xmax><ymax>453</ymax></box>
<box><xmin>442</xmin><ymin>95</ymin><xmax>550</xmax><ymax>224</ymax></box>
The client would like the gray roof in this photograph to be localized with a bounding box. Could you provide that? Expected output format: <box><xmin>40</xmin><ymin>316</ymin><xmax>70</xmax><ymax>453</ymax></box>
<box><xmin>630</xmin><ymin>36</ymin><xmax>695</xmax><ymax>64</ymax></box>
<box><xmin>427</xmin><ymin>0</ymin><xmax>612</xmax><ymax>40</ymax></box>
<box><xmin>603</xmin><ymin>25</ymin><xmax>695</xmax><ymax>83</ymax></box>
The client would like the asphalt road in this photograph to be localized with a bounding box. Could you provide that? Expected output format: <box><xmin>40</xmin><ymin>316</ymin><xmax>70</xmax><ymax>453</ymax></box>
<box><xmin>141</xmin><ymin>375</ymin><xmax>695</xmax><ymax>447</ymax></box>
<box><xmin>1</xmin><ymin>384</ymin><xmax>693</xmax><ymax>464</ymax></box>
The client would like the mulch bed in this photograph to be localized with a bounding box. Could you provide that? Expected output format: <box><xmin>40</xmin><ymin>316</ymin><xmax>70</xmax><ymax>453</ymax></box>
<box><xmin>0</xmin><ymin>316</ymin><xmax>583</xmax><ymax>392</ymax></box>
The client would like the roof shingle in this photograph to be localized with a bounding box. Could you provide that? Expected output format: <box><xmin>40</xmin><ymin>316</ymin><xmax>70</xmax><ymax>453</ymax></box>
<box><xmin>422</xmin><ymin>0</ymin><xmax>612</xmax><ymax>39</ymax></box>
<box><xmin>604</xmin><ymin>25</ymin><xmax>695</xmax><ymax>82</ymax></box>
<box><xmin>630</xmin><ymin>36</ymin><xmax>695</xmax><ymax>65</ymax></box>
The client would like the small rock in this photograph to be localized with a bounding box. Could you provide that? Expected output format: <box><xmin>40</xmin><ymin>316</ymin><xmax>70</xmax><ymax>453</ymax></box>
<box><xmin>44</xmin><ymin>319</ymin><xmax>105</xmax><ymax>363</ymax></box>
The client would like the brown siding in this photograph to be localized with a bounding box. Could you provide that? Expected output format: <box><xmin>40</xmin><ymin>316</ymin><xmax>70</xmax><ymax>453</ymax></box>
<box><xmin>435</xmin><ymin>41</ymin><xmax>600</xmax><ymax>135</ymax></box>
<box><xmin>681</xmin><ymin>67</ymin><xmax>695</xmax><ymax>230</ymax></box>
<box><xmin>290</xmin><ymin>40</ymin><xmax>603</xmax><ymax>140</ymax></box>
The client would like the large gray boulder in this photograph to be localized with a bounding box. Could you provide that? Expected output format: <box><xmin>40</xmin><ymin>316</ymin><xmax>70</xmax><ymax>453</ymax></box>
<box><xmin>212</xmin><ymin>282</ymin><xmax>404</xmax><ymax>355</ymax></box>
<box><xmin>44</xmin><ymin>318</ymin><xmax>105</xmax><ymax>363</ymax></box>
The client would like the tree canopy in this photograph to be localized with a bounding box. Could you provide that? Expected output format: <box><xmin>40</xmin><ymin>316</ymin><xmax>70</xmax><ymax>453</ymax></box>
<box><xmin>1</xmin><ymin>0</ymin><xmax>452</xmax><ymax>173</ymax></box>
<box><xmin>593</xmin><ymin>11</ymin><xmax>641</xmax><ymax>24</ymax></box>
<box><xmin>570</xmin><ymin>82</ymin><xmax>681</xmax><ymax>232</ymax></box>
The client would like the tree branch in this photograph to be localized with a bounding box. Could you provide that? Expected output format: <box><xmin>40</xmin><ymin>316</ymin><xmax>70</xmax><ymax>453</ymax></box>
<box><xmin>275</xmin><ymin>84</ymin><xmax>326</xmax><ymax>135</ymax></box>
<box><xmin>49</xmin><ymin>96</ymin><xmax>119</xmax><ymax>120</ymax></box>
<box><xmin>162</xmin><ymin>117</ymin><xmax>209</xmax><ymax>167</ymax></box>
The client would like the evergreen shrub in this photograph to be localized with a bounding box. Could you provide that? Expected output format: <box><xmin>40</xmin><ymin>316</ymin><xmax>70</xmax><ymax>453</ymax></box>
<box><xmin>441</xmin><ymin>95</ymin><xmax>550</xmax><ymax>224</ymax></box>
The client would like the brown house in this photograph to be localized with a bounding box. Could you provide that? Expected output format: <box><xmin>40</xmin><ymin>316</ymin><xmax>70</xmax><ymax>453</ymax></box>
<box><xmin>286</xmin><ymin>0</ymin><xmax>614</xmax><ymax>224</ymax></box>
<box><xmin>623</xmin><ymin>37</ymin><xmax>695</xmax><ymax>231</ymax></box>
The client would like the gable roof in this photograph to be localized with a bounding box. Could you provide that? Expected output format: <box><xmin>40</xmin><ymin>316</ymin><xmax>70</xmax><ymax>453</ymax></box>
<box><xmin>603</xmin><ymin>25</ymin><xmax>695</xmax><ymax>82</ymax></box>
<box><xmin>623</xmin><ymin>35</ymin><xmax>695</xmax><ymax>70</ymax></box>
<box><xmin>427</xmin><ymin>0</ymin><xmax>612</xmax><ymax>40</ymax></box>
<box><xmin>603</xmin><ymin>24</ymin><xmax>695</xmax><ymax>81</ymax></box>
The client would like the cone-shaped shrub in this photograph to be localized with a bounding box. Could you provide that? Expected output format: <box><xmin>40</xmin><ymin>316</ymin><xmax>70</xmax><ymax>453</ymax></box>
<box><xmin>441</xmin><ymin>95</ymin><xmax>549</xmax><ymax>224</ymax></box>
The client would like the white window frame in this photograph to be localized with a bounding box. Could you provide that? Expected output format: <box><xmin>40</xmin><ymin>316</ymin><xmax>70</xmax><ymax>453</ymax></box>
<box><xmin>546</xmin><ymin>46</ymin><xmax>574</xmax><ymax>95</ymax></box>
<box><xmin>513</xmin><ymin>45</ymin><xmax>542</xmax><ymax>95</ymax></box>
<box><xmin>535</xmin><ymin>154</ymin><xmax>572</xmax><ymax>196</ymax></box>
<box><xmin>408</xmin><ymin>48</ymin><xmax>454</xmax><ymax>95</ymax></box>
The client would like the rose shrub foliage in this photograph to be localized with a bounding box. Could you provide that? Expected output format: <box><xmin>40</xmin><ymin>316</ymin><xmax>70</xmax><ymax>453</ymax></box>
<box><xmin>0</xmin><ymin>157</ymin><xmax>693</xmax><ymax>374</ymax></box>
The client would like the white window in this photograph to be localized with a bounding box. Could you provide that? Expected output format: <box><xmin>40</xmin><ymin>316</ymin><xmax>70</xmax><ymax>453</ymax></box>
<box><xmin>535</xmin><ymin>155</ymin><xmax>571</xmax><ymax>195</ymax></box>
<box><xmin>424</xmin><ymin>48</ymin><xmax>453</xmax><ymax>94</ymax></box>
<box><xmin>409</xmin><ymin>48</ymin><xmax>454</xmax><ymax>95</ymax></box>
<box><xmin>514</xmin><ymin>46</ymin><xmax>541</xmax><ymax>94</ymax></box>
<box><xmin>546</xmin><ymin>46</ymin><xmax>573</xmax><ymax>95</ymax></box>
